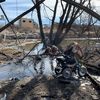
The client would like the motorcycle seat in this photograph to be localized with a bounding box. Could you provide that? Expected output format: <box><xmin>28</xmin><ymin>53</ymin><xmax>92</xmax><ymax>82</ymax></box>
<box><xmin>67</xmin><ymin>63</ymin><xmax>76</xmax><ymax>67</ymax></box>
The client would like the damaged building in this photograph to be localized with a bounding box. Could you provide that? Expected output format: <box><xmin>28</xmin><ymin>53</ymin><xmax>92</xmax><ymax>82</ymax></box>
<box><xmin>18</xmin><ymin>18</ymin><xmax>38</xmax><ymax>33</ymax></box>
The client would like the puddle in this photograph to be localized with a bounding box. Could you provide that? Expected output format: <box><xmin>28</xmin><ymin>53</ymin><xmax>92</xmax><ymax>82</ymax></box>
<box><xmin>0</xmin><ymin>42</ymin><xmax>99</xmax><ymax>83</ymax></box>
<box><xmin>0</xmin><ymin>55</ymin><xmax>57</xmax><ymax>80</ymax></box>
<box><xmin>0</xmin><ymin>43</ymin><xmax>57</xmax><ymax>80</ymax></box>
<box><xmin>0</xmin><ymin>57</ymin><xmax>56</xmax><ymax>80</ymax></box>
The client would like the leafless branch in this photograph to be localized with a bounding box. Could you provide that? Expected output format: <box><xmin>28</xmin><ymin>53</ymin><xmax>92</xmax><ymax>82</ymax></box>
<box><xmin>0</xmin><ymin>0</ymin><xmax>45</xmax><ymax>32</ymax></box>
<box><xmin>49</xmin><ymin>0</ymin><xmax>58</xmax><ymax>44</ymax></box>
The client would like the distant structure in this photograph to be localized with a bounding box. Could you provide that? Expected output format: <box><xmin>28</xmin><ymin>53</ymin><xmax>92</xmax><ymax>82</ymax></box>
<box><xmin>19</xmin><ymin>18</ymin><xmax>38</xmax><ymax>33</ymax></box>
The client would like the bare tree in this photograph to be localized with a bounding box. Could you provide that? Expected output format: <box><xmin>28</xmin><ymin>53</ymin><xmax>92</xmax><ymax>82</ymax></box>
<box><xmin>47</xmin><ymin>0</ymin><xmax>100</xmax><ymax>46</ymax></box>
<box><xmin>0</xmin><ymin>0</ymin><xmax>100</xmax><ymax>47</ymax></box>
<box><xmin>32</xmin><ymin>0</ymin><xmax>47</xmax><ymax>47</ymax></box>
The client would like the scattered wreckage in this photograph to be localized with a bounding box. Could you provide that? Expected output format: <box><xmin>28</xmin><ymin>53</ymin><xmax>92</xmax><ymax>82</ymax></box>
<box><xmin>55</xmin><ymin>55</ymin><xmax>87</xmax><ymax>82</ymax></box>
<box><xmin>28</xmin><ymin>42</ymin><xmax>100</xmax><ymax>86</ymax></box>
<box><xmin>21</xmin><ymin>42</ymin><xmax>88</xmax><ymax>83</ymax></box>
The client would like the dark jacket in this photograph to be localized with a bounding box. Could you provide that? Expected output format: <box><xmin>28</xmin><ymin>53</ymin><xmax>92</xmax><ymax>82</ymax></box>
<box><xmin>64</xmin><ymin>47</ymin><xmax>76</xmax><ymax>64</ymax></box>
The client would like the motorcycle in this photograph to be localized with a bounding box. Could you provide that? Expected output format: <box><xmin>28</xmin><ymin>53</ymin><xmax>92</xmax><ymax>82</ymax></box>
<box><xmin>55</xmin><ymin>55</ymin><xmax>87</xmax><ymax>82</ymax></box>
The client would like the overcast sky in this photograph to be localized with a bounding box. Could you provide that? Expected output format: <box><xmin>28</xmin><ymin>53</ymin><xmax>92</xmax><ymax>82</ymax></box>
<box><xmin>0</xmin><ymin>0</ymin><xmax>100</xmax><ymax>25</ymax></box>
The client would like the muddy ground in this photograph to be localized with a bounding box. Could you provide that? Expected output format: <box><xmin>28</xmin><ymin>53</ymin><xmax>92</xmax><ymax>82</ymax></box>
<box><xmin>0</xmin><ymin>39</ymin><xmax>99</xmax><ymax>100</ymax></box>
<box><xmin>0</xmin><ymin>75</ymin><xmax>99</xmax><ymax>100</ymax></box>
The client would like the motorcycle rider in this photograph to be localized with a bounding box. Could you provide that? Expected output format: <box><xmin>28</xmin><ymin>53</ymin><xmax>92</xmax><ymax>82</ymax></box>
<box><xmin>64</xmin><ymin>42</ymin><xmax>83</xmax><ymax>74</ymax></box>
<box><xmin>64</xmin><ymin>42</ymin><xmax>83</xmax><ymax>62</ymax></box>
<box><xmin>55</xmin><ymin>42</ymin><xmax>86</xmax><ymax>80</ymax></box>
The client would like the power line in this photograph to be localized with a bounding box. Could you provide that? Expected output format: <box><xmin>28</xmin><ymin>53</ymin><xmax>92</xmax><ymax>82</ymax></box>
<box><xmin>0</xmin><ymin>4</ymin><xmax>25</xmax><ymax>55</ymax></box>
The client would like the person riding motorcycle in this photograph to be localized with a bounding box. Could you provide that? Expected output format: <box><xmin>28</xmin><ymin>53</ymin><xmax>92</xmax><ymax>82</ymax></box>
<box><xmin>55</xmin><ymin>42</ymin><xmax>86</xmax><ymax>80</ymax></box>
<box><xmin>64</xmin><ymin>42</ymin><xmax>83</xmax><ymax>66</ymax></box>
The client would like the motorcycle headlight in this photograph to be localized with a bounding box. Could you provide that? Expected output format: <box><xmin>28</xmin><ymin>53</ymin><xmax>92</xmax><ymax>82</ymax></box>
<box><xmin>55</xmin><ymin>67</ymin><xmax>62</xmax><ymax>74</ymax></box>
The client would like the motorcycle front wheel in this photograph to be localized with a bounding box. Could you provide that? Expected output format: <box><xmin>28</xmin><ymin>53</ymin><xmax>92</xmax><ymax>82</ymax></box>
<box><xmin>62</xmin><ymin>68</ymin><xmax>72</xmax><ymax>79</ymax></box>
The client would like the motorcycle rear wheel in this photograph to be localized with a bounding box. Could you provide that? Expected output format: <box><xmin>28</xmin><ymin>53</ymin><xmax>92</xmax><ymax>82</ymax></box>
<box><xmin>78</xmin><ymin>67</ymin><xmax>87</xmax><ymax>77</ymax></box>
